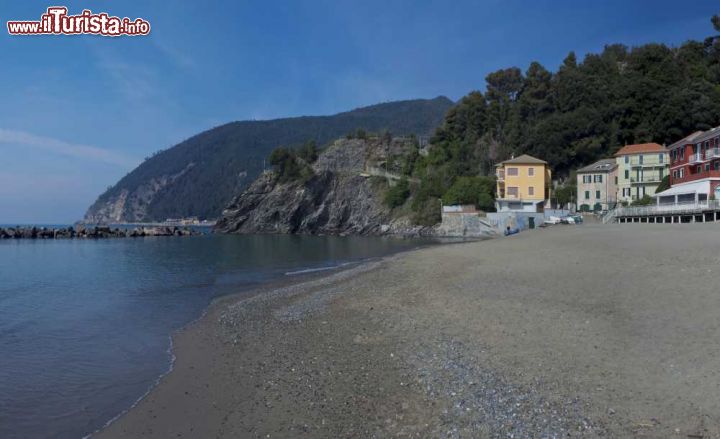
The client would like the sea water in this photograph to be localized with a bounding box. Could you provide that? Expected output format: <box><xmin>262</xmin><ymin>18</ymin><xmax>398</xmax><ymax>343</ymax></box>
<box><xmin>0</xmin><ymin>234</ymin><xmax>428</xmax><ymax>438</ymax></box>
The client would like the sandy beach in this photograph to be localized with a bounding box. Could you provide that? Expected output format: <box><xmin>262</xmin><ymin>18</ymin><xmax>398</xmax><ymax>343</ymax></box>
<box><xmin>96</xmin><ymin>223</ymin><xmax>720</xmax><ymax>438</ymax></box>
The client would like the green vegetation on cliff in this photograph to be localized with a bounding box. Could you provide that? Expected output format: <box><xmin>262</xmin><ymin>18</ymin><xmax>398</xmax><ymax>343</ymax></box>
<box><xmin>85</xmin><ymin>97</ymin><xmax>453</xmax><ymax>222</ymax></box>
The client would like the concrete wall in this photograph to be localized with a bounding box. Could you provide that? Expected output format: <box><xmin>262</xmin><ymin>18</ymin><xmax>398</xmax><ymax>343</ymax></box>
<box><xmin>437</xmin><ymin>213</ymin><xmax>499</xmax><ymax>237</ymax></box>
<box><xmin>486</xmin><ymin>212</ymin><xmax>545</xmax><ymax>231</ymax></box>
<box><xmin>495</xmin><ymin>200</ymin><xmax>541</xmax><ymax>213</ymax></box>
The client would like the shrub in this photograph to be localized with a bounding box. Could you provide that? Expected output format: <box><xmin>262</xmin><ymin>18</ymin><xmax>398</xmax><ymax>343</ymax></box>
<box><xmin>655</xmin><ymin>175</ymin><xmax>670</xmax><ymax>192</ymax></box>
<box><xmin>384</xmin><ymin>178</ymin><xmax>410</xmax><ymax>208</ymax></box>
<box><xmin>268</xmin><ymin>146</ymin><xmax>314</xmax><ymax>183</ymax></box>
<box><xmin>412</xmin><ymin>197</ymin><xmax>442</xmax><ymax>226</ymax></box>
<box><xmin>296</xmin><ymin>140</ymin><xmax>319</xmax><ymax>163</ymax></box>
<box><xmin>441</xmin><ymin>176</ymin><xmax>495</xmax><ymax>211</ymax></box>
<box><xmin>631</xmin><ymin>195</ymin><xmax>654</xmax><ymax>206</ymax></box>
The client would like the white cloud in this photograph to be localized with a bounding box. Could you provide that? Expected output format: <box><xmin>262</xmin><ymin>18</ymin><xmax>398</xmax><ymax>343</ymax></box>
<box><xmin>0</xmin><ymin>129</ymin><xmax>138</xmax><ymax>167</ymax></box>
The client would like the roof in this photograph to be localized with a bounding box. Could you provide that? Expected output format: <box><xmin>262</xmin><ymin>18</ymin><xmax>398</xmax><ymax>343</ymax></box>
<box><xmin>692</xmin><ymin>125</ymin><xmax>720</xmax><ymax>144</ymax></box>
<box><xmin>614</xmin><ymin>143</ymin><xmax>666</xmax><ymax>156</ymax></box>
<box><xmin>653</xmin><ymin>180</ymin><xmax>710</xmax><ymax>198</ymax></box>
<box><xmin>667</xmin><ymin>131</ymin><xmax>704</xmax><ymax>150</ymax></box>
<box><xmin>576</xmin><ymin>158</ymin><xmax>617</xmax><ymax>174</ymax></box>
<box><xmin>496</xmin><ymin>154</ymin><xmax>547</xmax><ymax>166</ymax></box>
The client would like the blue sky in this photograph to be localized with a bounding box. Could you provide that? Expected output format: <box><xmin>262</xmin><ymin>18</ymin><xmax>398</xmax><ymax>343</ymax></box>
<box><xmin>0</xmin><ymin>0</ymin><xmax>718</xmax><ymax>223</ymax></box>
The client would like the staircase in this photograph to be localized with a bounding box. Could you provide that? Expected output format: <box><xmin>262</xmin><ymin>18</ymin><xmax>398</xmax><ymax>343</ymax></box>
<box><xmin>602</xmin><ymin>208</ymin><xmax>618</xmax><ymax>224</ymax></box>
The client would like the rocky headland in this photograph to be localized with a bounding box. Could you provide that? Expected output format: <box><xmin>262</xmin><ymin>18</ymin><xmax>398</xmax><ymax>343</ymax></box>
<box><xmin>214</xmin><ymin>137</ymin><xmax>497</xmax><ymax>237</ymax></box>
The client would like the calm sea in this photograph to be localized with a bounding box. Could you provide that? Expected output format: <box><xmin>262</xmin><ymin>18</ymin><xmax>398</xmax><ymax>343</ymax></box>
<box><xmin>0</xmin><ymin>234</ymin><xmax>429</xmax><ymax>438</ymax></box>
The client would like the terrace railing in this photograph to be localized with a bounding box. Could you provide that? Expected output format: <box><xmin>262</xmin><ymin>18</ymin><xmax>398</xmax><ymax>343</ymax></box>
<box><xmin>689</xmin><ymin>153</ymin><xmax>704</xmax><ymax>164</ymax></box>
<box><xmin>706</xmin><ymin>148</ymin><xmax>720</xmax><ymax>160</ymax></box>
<box><xmin>615</xmin><ymin>200</ymin><xmax>720</xmax><ymax>217</ymax></box>
<box><xmin>629</xmin><ymin>157</ymin><xmax>666</xmax><ymax>167</ymax></box>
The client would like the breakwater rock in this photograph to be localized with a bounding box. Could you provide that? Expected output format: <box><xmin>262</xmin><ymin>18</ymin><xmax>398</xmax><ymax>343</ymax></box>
<box><xmin>0</xmin><ymin>225</ymin><xmax>203</xmax><ymax>239</ymax></box>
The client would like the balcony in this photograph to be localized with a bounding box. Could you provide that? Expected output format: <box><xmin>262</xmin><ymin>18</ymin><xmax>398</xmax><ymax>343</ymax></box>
<box><xmin>689</xmin><ymin>153</ymin><xmax>704</xmax><ymax>164</ymax></box>
<box><xmin>629</xmin><ymin>158</ymin><xmax>666</xmax><ymax>167</ymax></box>
<box><xmin>496</xmin><ymin>171</ymin><xmax>505</xmax><ymax>181</ymax></box>
<box><xmin>630</xmin><ymin>175</ymin><xmax>663</xmax><ymax>184</ymax></box>
<box><xmin>706</xmin><ymin>148</ymin><xmax>720</xmax><ymax>160</ymax></box>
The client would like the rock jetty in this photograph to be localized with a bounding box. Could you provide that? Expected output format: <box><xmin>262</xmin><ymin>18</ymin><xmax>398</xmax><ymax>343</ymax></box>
<box><xmin>0</xmin><ymin>225</ymin><xmax>202</xmax><ymax>239</ymax></box>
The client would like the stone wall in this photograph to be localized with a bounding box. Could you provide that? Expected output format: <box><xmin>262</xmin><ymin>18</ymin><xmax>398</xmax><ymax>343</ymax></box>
<box><xmin>435</xmin><ymin>213</ymin><xmax>499</xmax><ymax>238</ymax></box>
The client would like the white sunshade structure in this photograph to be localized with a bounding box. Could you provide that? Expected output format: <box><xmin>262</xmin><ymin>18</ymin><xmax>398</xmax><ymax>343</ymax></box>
<box><xmin>653</xmin><ymin>180</ymin><xmax>710</xmax><ymax>205</ymax></box>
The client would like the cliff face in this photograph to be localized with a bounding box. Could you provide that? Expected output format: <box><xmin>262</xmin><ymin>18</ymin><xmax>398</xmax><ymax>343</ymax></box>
<box><xmin>214</xmin><ymin>138</ymin><xmax>426</xmax><ymax>236</ymax></box>
<box><xmin>83</xmin><ymin>97</ymin><xmax>453</xmax><ymax>223</ymax></box>
<box><xmin>84</xmin><ymin>163</ymin><xmax>196</xmax><ymax>223</ymax></box>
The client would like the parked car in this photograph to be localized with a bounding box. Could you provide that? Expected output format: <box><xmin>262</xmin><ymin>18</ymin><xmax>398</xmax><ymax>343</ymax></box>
<box><xmin>544</xmin><ymin>216</ymin><xmax>562</xmax><ymax>225</ymax></box>
<box><xmin>560</xmin><ymin>216</ymin><xmax>575</xmax><ymax>224</ymax></box>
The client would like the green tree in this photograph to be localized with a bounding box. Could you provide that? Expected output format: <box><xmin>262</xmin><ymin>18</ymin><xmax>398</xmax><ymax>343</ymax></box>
<box><xmin>296</xmin><ymin>140</ymin><xmax>319</xmax><ymax>163</ymax></box>
<box><xmin>269</xmin><ymin>147</ymin><xmax>313</xmax><ymax>183</ymax></box>
<box><xmin>554</xmin><ymin>183</ymin><xmax>576</xmax><ymax>207</ymax></box>
<box><xmin>441</xmin><ymin>176</ymin><xmax>496</xmax><ymax>211</ymax></box>
<box><xmin>383</xmin><ymin>178</ymin><xmax>410</xmax><ymax>208</ymax></box>
<box><xmin>655</xmin><ymin>175</ymin><xmax>670</xmax><ymax>193</ymax></box>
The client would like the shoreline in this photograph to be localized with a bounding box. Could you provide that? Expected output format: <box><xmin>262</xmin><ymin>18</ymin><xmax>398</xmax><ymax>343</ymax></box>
<box><xmin>95</xmin><ymin>225</ymin><xmax>720</xmax><ymax>438</ymax></box>
<box><xmin>90</xmin><ymin>237</ymin><xmax>455</xmax><ymax>438</ymax></box>
<box><xmin>92</xmin><ymin>250</ymin><xmax>415</xmax><ymax>438</ymax></box>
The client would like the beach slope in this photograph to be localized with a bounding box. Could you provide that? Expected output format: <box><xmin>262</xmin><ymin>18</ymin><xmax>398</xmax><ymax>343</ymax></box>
<box><xmin>97</xmin><ymin>224</ymin><xmax>720</xmax><ymax>438</ymax></box>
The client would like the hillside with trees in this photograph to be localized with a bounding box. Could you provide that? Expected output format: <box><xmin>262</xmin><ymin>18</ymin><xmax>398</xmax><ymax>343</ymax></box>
<box><xmin>83</xmin><ymin>97</ymin><xmax>453</xmax><ymax>223</ymax></box>
<box><xmin>404</xmin><ymin>15</ymin><xmax>720</xmax><ymax>219</ymax></box>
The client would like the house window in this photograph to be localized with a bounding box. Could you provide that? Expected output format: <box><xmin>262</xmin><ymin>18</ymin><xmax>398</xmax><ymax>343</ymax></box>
<box><xmin>706</xmin><ymin>163</ymin><xmax>711</xmax><ymax>172</ymax></box>
<box><xmin>585</xmin><ymin>191</ymin><xmax>590</xmax><ymax>200</ymax></box>
<box><xmin>615</xmin><ymin>176</ymin><xmax>618</xmax><ymax>185</ymax></box>
<box><xmin>594</xmin><ymin>175</ymin><xmax>603</xmax><ymax>183</ymax></box>
<box><xmin>507</xmin><ymin>186</ymin><xmax>518</xmax><ymax>197</ymax></box>
<box><xmin>624</xmin><ymin>170</ymin><xmax>629</xmax><ymax>179</ymax></box>
<box><xmin>624</xmin><ymin>156</ymin><xmax>629</xmax><ymax>164</ymax></box>
<box><xmin>680</xmin><ymin>168</ymin><xmax>684</xmax><ymax>178</ymax></box>
<box><xmin>528</xmin><ymin>186</ymin><xmax>534</xmax><ymax>196</ymax></box>
<box><xmin>528</xmin><ymin>167</ymin><xmax>535</xmax><ymax>176</ymax></box>
<box><xmin>715</xmin><ymin>161</ymin><xmax>720</xmax><ymax>171</ymax></box>
<box><xmin>681</xmin><ymin>148</ymin><xmax>685</xmax><ymax>160</ymax></box>
<box><xmin>639</xmin><ymin>155</ymin><xmax>644</xmax><ymax>164</ymax></box>
<box><xmin>596</xmin><ymin>190</ymin><xmax>601</xmax><ymax>199</ymax></box>
<box><xmin>659</xmin><ymin>154</ymin><xmax>663</xmax><ymax>163</ymax></box>
<box><xmin>507</xmin><ymin>167</ymin><xmax>518</xmax><ymax>176</ymax></box>
<box><xmin>697</xmin><ymin>165</ymin><xmax>702</xmax><ymax>173</ymax></box>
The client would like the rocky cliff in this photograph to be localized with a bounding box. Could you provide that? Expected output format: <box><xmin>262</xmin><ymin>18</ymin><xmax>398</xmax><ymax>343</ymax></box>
<box><xmin>214</xmin><ymin>138</ymin><xmax>428</xmax><ymax>236</ymax></box>
<box><xmin>84</xmin><ymin>97</ymin><xmax>453</xmax><ymax>224</ymax></box>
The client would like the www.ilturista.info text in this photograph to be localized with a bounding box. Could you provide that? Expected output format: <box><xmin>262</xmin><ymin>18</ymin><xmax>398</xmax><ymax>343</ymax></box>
<box><xmin>7</xmin><ymin>7</ymin><xmax>150</xmax><ymax>36</ymax></box>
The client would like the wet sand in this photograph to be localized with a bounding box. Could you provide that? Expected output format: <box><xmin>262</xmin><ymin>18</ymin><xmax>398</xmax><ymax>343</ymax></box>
<box><xmin>96</xmin><ymin>223</ymin><xmax>720</xmax><ymax>438</ymax></box>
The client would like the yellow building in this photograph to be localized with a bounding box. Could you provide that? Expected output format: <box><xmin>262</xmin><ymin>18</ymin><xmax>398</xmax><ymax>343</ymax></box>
<box><xmin>495</xmin><ymin>154</ymin><xmax>552</xmax><ymax>212</ymax></box>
